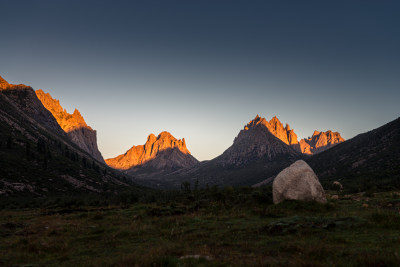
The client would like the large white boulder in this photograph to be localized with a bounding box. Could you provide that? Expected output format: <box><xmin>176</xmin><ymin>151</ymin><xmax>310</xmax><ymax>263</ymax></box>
<box><xmin>272</xmin><ymin>160</ymin><xmax>327</xmax><ymax>204</ymax></box>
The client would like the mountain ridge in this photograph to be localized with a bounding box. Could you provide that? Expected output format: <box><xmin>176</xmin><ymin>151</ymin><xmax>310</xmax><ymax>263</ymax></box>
<box><xmin>35</xmin><ymin>89</ymin><xmax>104</xmax><ymax>162</ymax></box>
<box><xmin>0</xmin><ymin>75</ymin><xmax>136</xmax><ymax>196</ymax></box>
<box><xmin>106</xmin><ymin>131</ymin><xmax>198</xmax><ymax>173</ymax></box>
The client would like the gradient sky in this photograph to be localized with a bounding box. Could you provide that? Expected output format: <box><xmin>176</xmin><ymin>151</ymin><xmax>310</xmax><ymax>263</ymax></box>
<box><xmin>1</xmin><ymin>0</ymin><xmax>399</xmax><ymax>161</ymax></box>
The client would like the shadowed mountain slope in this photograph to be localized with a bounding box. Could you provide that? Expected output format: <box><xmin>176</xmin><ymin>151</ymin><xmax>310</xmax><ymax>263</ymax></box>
<box><xmin>307</xmin><ymin>117</ymin><xmax>400</xmax><ymax>192</ymax></box>
<box><xmin>0</xmin><ymin>76</ymin><xmax>65</xmax><ymax>136</ymax></box>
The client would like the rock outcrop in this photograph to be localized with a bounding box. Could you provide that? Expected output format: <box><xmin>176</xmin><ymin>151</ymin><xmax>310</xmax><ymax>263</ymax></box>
<box><xmin>106</xmin><ymin>131</ymin><xmax>198</xmax><ymax>171</ymax></box>
<box><xmin>272</xmin><ymin>160</ymin><xmax>327</xmax><ymax>204</ymax></box>
<box><xmin>35</xmin><ymin>89</ymin><xmax>104</xmax><ymax>162</ymax></box>
<box><xmin>300</xmin><ymin>130</ymin><xmax>345</xmax><ymax>155</ymax></box>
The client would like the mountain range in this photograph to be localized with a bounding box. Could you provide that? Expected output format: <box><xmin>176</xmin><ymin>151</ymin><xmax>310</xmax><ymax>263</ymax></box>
<box><xmin>102</xmin><ymin>114</ymin><xmax>345</xmax><ymax>188</ymax></box>
<box><xmin>1</xmin><ymin>74</ymin><xmax>398</xmax><ymax>194</ymax></box>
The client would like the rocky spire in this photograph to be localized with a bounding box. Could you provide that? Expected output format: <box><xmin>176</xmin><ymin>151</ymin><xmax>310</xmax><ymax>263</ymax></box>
<box><xmin>35</xmin><ymin>89</ymin><xmax>104</xmax><ymax>162</ymax></box>
<box><xmin>245</xmin><ymin>115</ymin><xmax>300</xmax><ymax>148</ymax></box>
<box><xmin>300</xmin><ymin>130</ymin><xmax>345</xmax><ymax>154</ymax></box>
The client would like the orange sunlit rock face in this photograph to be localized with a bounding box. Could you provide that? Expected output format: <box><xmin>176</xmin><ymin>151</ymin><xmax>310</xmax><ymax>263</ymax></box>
<box><xmin>0</xmin><ymin>75</ymin><xmax>10</xmax><ymax>89</ymax></box>
<box><xmin>245</xmin><ymin>115</ymin><xmax>344</xmax><ymax>155</ymax></box>
<box><xmin>299</xmin><ymin>130</ymin><xmax>345</xmax><ymax>154</ymax></box>
<box><xmin>245</xmin><ymin>115</ymin><xmax>300</xmax><ymax>150</ymax></box>
<box><xmin>105</xmin><ymin>131</ymin><xmax>194</xmax><ymax>170</ymax></box>
<box><xmin>35</xmin><ymin>89</ymin><xmax>104</xmax><ymax>162</ymax></box>
<box><xmin>36</xmin><ymin>90</ymin><xmax>90</xmax><ymax>132</ymax></box>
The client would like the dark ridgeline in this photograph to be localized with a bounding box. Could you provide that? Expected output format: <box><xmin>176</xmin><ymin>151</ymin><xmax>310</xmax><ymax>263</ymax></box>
<box><xmin>307</xmin><ymin>117</ymin><xmax>400</xmax><ymax>192</ymax></box>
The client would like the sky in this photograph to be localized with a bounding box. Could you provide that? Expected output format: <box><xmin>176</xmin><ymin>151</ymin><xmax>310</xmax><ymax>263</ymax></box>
<box><xmin>1</xmin><ymin>0</ymin><xmax>399</xmax><ymax>161</ymax></box>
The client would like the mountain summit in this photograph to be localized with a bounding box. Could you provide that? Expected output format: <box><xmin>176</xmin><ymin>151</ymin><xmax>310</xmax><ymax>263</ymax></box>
<box><xmin>0</xmin><ymin>75</ymin><xmax>10</xmax><ymax>89</ymax></box>
<box><xmin>35</xmin><ymin>89</ymin><xmax>104</xmax><ymax>162</ymax></box>
<box><xmin>105</xmin><ymin>131</ymin><xmax>198</xmax><ymax>172</ymax></box>
<box><xmin>246</xmin><ymin>115</ymin><xmax>344</xmax><ymax>155</ymax></box>
<box><xmin>300</xmin><ymin>130</ymin><xmax>345</xmax><ymax>154</ymax></box>
<box><xmin>217</xmin><ymin>116</ymin><xmax>300</xmax><ymax>166</ymax></box>
<box><xmin>245</xmin><ymin>115</ymin><xmax>300</xmax><ymax>150</ymax></box>
<box><xmin>0</xmin><ymin>77</ymin><xmax>65</xmax><ymax>135</ymax></box>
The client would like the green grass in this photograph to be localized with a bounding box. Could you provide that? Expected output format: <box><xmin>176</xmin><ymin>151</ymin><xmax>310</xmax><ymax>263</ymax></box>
<box><xmin>1</xmin><ymin>189</ymin><xmax>400</xmax><ymax>266</ymax></box>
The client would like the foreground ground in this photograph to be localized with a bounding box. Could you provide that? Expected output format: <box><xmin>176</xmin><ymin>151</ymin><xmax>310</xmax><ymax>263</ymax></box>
<box><xmin>1</xmin><ymin>189</ymin><xmax>400</xmax><ymax>266</ymax></box>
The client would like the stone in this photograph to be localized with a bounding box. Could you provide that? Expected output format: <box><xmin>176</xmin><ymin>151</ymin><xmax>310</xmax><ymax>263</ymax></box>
<box><xmin>272</xmin><ymin>160</ymin><xmax>327</xmax><ymax>204</ymax></box>
<box><xmin>332</xmin><ymin>181</ymin><xmax>343</xmax><ymax>191</ymax></box>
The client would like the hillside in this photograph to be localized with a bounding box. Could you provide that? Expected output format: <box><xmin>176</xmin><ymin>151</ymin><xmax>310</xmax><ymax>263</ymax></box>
<box><xmin>0</xmin><ymin>77</ymin><xmax>142</xmax><ymax>198</ymax></box>
<box><xmin>307</xmin><ymin>117</ymin><xmax>400</xmax><ymax>192</ymax></box>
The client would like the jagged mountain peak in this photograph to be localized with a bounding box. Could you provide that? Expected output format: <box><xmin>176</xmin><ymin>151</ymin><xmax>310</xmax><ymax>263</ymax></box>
<box><xmin>35</xmin><ymin>89</ymin><xmax>103</xmax><ymax>162</ymax></box>
<box><xmin>300</xmin><ymin>130</ymin><xmax>345</xmax><ymax>155</ymax></box>
<box><xmin>35</xmin><ymin>90</ymin><xmax>91</xmax><ymax>132</ymax></box>
<box><xmin>106</xmin><ymin>131</ymin><xmax>197</xmax><ymax>171</ymax></box>
<box><xmin>245</xmin><ymin>115</ymin><xmax>299</xmax><ymax>147</ymax></box>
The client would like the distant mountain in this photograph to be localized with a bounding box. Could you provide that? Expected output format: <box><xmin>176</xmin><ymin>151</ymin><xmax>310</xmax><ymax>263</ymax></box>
<box><xmin>307</xmin><ymin>117</ymin><xmax>400</xmax><ymax>191</ymax></box>
<box><xmin>216</xmin><ymin>115</ymin><xmax>300</xmax><ymax>166</ymax></box>
<box><xmin>36</xmin><ymin>90</ymin><xmax>104</xmax><ymax>162</ymax></box>
<box><xmin>245</xmin><ymin>115</ymin><xmax>344</xmax><ymax>155</ymax></box>
<box><xmin>248</xmin><ymin>115</ymin><xmax>300</xmax><ymax>151</ymax></box>
<box><xmin>0</xmin><ymin>75</ymin><xmax>135</xmax><ymax>196</ymax></box>
<box><xmin>149</xmin><ymin>116</ymin><xmax>303</xmax><ymax>188</ymax></box>
<box><xmin>106</xmin><ymin>131</ymin><xmax>198</xmax><ymax>177</ymax></box>
<box><xmin>300</xmin><ymin>130</ymin><xmax>345</xmax><ymax>154</ymax></box>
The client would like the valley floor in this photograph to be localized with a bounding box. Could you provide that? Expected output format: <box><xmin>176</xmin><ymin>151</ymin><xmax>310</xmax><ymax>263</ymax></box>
<box><xmin>1</xmin><ymin>190</ymin><xmax>400</xmax><ymax>266</ymax></box>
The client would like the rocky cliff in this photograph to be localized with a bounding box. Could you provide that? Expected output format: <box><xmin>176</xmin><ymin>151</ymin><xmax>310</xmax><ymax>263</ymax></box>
<box><xmin>0</xmin><ymin>76</ymin><xmax>65</xmax><ymax>136</ymax></box>
<box><xmin>300</xmin><ymin>130</ymin><xmax>345</xmax><ymax>154</ymax></box>
<box><xmin>247</xmin><ymin>115</ymin><xmax>344</xmax><ymax>155</ymax></box>
<box><xmin>35</xmin><ymin>89</ymin><xmax>104</xmax><ymax>162</ymax></box>
<box><xmin>0</xmin><ymin>75</ymin><xmax>133</xmax><ymax>196</ymax></box>
<box><xmin>246</xmin><ymin>115</ymin><xmax>300</xmax><ymax>151</ymax></box>
<box><xmin>217</xmin><ymin>116</ymin><xmax>301</xmax><ymax>166</ymax></box>
<box><xmin>105</xmin><ymin>131</ymin><xmax>198</xmax><ymax>172</ymax></box>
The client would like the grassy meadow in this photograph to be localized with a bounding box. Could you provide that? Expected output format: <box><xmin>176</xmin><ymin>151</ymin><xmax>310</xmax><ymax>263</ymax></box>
<box><xmin>1</xmin><ymin>187</ymin><xmax>400</xmax><ymax>266</ymax></box>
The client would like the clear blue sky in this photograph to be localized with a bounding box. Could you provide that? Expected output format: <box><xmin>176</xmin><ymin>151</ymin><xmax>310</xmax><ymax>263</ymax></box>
<box><xmin>1</xmin><ymin>0</ymin><xmax>399</xmax><ymax>161</ymax></box>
